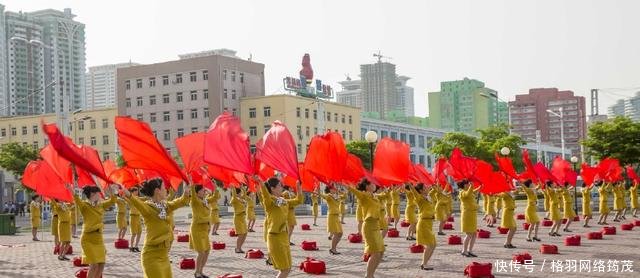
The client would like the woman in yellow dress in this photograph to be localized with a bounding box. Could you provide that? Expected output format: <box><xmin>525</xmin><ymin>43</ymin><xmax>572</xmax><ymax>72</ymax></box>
<box><xmin>561</xmin><ymin>184</ymin><xmax>577</xmax><ymax>232</ymax></box>
<box><xmin>404</xmin><ymin>184</ymin><xmax>417</xmax><ymax>240</ymax></box>
<box><xmin>50</xmin><ymin>200</ymin><xmax>60</xmax><ymax>251</ymax></box>
<box><xmin>612</xmin><ymin>182</ymin><xmax>626</xmax><ymax>222</ymax></box>
<box><xmin>339</xmin><ymin>191</ymin><xmax>347</xmax><ymax>224</ymax></box>
<box><xmin>410</xmin><ymin>183</ymin><xmax>436</xmax><ymax>271</ymax></box>
<box><xmin>346</xmin><ymin>179</ymin><xmax>385</xmax><ymax>278</ymax></box>
<box><xmin>542</xmin><ymin>186</ymin><xmax>551</xmax><ymax>220</ymax></box>
<box><xmin>230</xmin><ymin>187</ymin><xmax>248</xmax><ymax>253</ymax></box>
<box><xmin>71</xmin><ymin>184</ymin><xmax>117</xmax><ymax>278</ymax></box>
<box><xmin>384</xmin><ymin>189</ymin><xmax>392</xmax><ymax>227</ymax></box>
<box><xmin>245</xmin><ymin>192</ymin><xmax>257</xmax><ymax>232</ymax></box>
<box><xmin>30</xmin><ymin>195</ymin><xmax>42</xmax><ymax>241</ymax></box>
<box><xmin>486</xmin><ymin>194</ymin><xmax>497</xmax><ymax>227</ymax></box>
<box><xmin>629</xmin><ymin>182</ymin><xmax>638</xmax><ymax>218</ymax></box>
<box><xmin>494</xmin><ymin>193</ymin><xmax>503</xmax><ymax>221</ymax></box>
<box><xmin>500</xmin><ymin>191</ymin><xmax>517</xmax><ymax>248</ymax></box>
<box><xmin>582</xmin><ymin>183</ymin><xmax>594</xmax><ymax>227</ymax></box>
<box><xmin>70</xmin><ymin>203</ymin><xmax>78</xmax><ymax>238</ymax></box>
<box><xmin>128</xmin><ymin>187</ymin><xmax>142</xmax><ymax>252</ymax></box>
<box><xmin>57</xmin><ymin>201</ymin><xmax>72</xmax><ymax>261</ymax></box>
<box><xmin>318</xmin><ymin>185</ymin><xmax>343</xmax><ymax>255</ymax></box>
<box><xmin>311</xmin><ymin>193</ymin><xmax>319</xmax><ymax>226</ymax></box>
<box><xmin>376</xmin><ymin>188</ymin><xmax>390</xmax><ymax>238</ymax></box>
<box><xmin>481</xmin><ymin>193</ymin><xmax>490</xmax><ymax>226</ymax></box>
<box><xmin>390</xmin><ymin>187</ymin><xmax>401</xmax><ymax>229</ymax></box>
<box><xmin>520</xmin><ymin>180</ymin><xmax>541</xmax><ymax>241</ymax></box>
<box><xmin>189</xmin><ymin>185</ymin><xmax>211</xmax><ymax>278</ymax></box>
<box><xmin>283</xmin><ymin>187</ymin><xmax>304</xmax><ymax>245</ymax></box>
<box><xmin>459</xmin><ymin>180</ymin><xmax>482</xmax><ymax>257</ymax></box>
<box><xmin>206</xmin><ymin>187</ymin><xmax>221</xmax><ymax>235</ymax></box>
<box><xmin>123</xmin><ymin>179</ymin><xmax>190</xmax><ymax>278</ymax></box>
<box><xmin>547</xmin><ymin>182</ymin><xmax>562</xmax><ymax>236</ymax></box>
<box><xmin>597</xmin><ymin>182</ymin><xmax>611</xmax><ymax>225</ymax></box>
<box><xmin>260</xmin><ymin>177</ymin><xmax>303</xmax><ymax>278</ymax></box>
<box><xmin>434</xmin><ymin>187</ymin><xmax>450</xmax><ymax>236</ymax></box>
<box><xmin>116</xmin><ymin>197</ymin><xmax>128</xmax><ymax>240</ymax></box>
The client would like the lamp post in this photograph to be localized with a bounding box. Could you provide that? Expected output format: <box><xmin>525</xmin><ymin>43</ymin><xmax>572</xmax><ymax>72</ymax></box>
<box><xmin>364</xmin><ymin>131</ymin><xmax>378</xmax><ymax>171</ymax></box>
<box><xmin>546</xmin><ymin>107</ymin><xmax>565</xmax><ymax>159</ymax></box>
<box><xmin>500</xmin><ymin>146</ymin><xmax>511</xmax><ymax>156</ymax></box>
<box><xmin>570</xmin><ymin>156</ymin><xmax>579</xmax><ymax>212</ymax></box>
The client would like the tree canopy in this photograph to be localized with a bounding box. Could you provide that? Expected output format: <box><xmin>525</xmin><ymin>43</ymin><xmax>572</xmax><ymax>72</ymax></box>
<box><xmin>0</xmin><ymin>142</ymin><xmax>40</xmax><ymax>177</ymax></box>
<box><xmin>346</xmin><ymin>140</ymin><xmax>374</xmax><ymax>170</ymax></box>
<box><xmin>582</xmin><ymin>116</ymin><xmax>640</xmax><ymax>165</ymax></box>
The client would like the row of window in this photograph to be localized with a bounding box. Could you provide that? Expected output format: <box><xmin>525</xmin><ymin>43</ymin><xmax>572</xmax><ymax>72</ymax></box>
<box><xmin>76</xmin><ymin>135</ymin><xmax>110</xmax><ymax>146</ymax></box>
<box><xmin>152</xmin><ymin>127</ymin><xmax>209</xmax><ymax>141</ymax></box>
<box><xmin>134</xmin><ymin>108</ymin><xmax>210</xmax><ymax>122</ymax></box>
<box><xmin>0</xmin><ymin>118</ymin><xmax>110</xmax><ymax>137</ymax></box>
<box><xmin>360</xmin><ymin>128</ymin><xmax>431</xmax><ymax>149</ymax></box>
<box><xmin>247</xmin><ymin>106</ymin><xmax>353</xmax><ymax>124</ymax></box>
<box><xmin>125</xmin><ymin>90</ymin><xmax>209</xmax><ymax>107</ymax></box>
<box><xmin>125</xmin><ymin>71</ymin><xmax>209</xmax><ymax>90</ymax></box>
<box><xmin>248</xmin><ymin>125</ymin><xmax>354</xmax><ymax>141</ymax></box>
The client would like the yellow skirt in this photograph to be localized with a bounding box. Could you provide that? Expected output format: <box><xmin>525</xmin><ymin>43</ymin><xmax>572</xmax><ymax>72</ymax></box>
<box><xmin>501</xmin><ymin>208</ymin><xmax>516</xmax><ymax>229</ymax></box>
<box><xmin>461</xmin><ymin>209</ymin><xmax>477</xmax><ymax>233</ymax></box>
<box><xmin>391</xmin><ymin>204</ymin><xmax>400</xmax><ymax>219</ymax></box>
<box><xmin>247</xmin><ymin>209</ymin><xmax>256</xmax><ymax>221</ymax></box>
<box><xmin>435</xmin><ymin>204</ymin><xmax>448</xmax><ymax>221</ymax></box>
<box><xmin>59</xmin><ymin>221</ymin><xmax>71</xmax><ymax>242</ymax></box>
<box><xmin>416</xmin><ymin>218</ymin><xmax>435</xmax><ymax>247</ymax></box>
<box><xmin>189</xmin><ymin>223</ymin><xmax>211</xmax><ymax>252</ymax></box>
<box><xmin>378</xmin><ymin>210</ymin><xmax>387</xmax><ymax>229</ymax></box>
<box><xmin>356</xmin><ymin>205</ymin><xmax>364</xmax><ymax>222</ymax></box>
<box><xmin>327</xmin><ymin>213</ymin><xmax>342</xmax><ymax>234</ymax></box>
<box><xmin>234</xmin><ymin>213</ymin><xmax>248</xmax><ymax>235</ymax></box>
<box><xmin>631</xmin><ymin>196</ymin><xmax>638</xmax><ymax>209</ymax></box>
<box><xmin>287</xmin><ymin>212</ymin><xmax>297</xmax><ymax>227</ymax></box>
<box><xmin>550</xmin><ymin>203</ymin><xmax>562</xmax><ymax>221</ymax></box>
<box><xmin>142</xmin><ymin>241</ymin><xmax>171</xmax><ymax>278</ymax></box>
<box><xmin>599</xmin><ymin>199</ymin><xmax>609</xmax><ymax>214</ymax></box>
<box><xmin>525</xmin><ymin>204</ymin><xmax>539</xmax><ymax>224</ymax></box>
<box><xmin>563</xmin><ymin>203</ymin><xmax>577</xmax><ymax>219</ymax></box>
<box><xmin>81</xmin><ymin>230</ymin><xmax>106</xmax><ymax>264</ymax></box>
<box><xmin>210</xmin><ymin>209</ymin><xmax>220</xmax><ymax>224</ymax></box>
<box><xmin>363</xmin><ymin>218</ymin><xmax>384</xmax><ymax>254</ymax></box>
<box><xmin>117</xmin><ymin>213</ymin><xmax>127</xmax><ymax>229</ymax></box>
<box><xmin>70</xmin><ymin>210</ymin><xmax>77</xmax><ymax>225</ymax></box>
<box><xmin>340</xmin><ymin>203</ymin><xmax>346</xmax><ymax>215</ymax></box>
<box><xmin>404</xmin><ymin>205</ymin><xmax>417</xmax><ymax>224</ymax></box>
<box><xmin>31</xmin><ymin>217</ymin><xmax>41</xmax><ymax>229</ymax></box>
<box><xmin>130</xmin><ymin>215</ymin><xmax>142</xmax><ymax>234</ymax></box>
<box><xmin>614</xmin><ymin>198</ymin><xmax>626</xmax><ymax>210</ymax></box>
<box><xmin>51</xmin><ymin>215</ymin><xmax>59</xmax><ymax>236</ymax></box>
<box><xmin>267</xmin><ymin>231</ymin><xmax>291</xmax><ymax>270</ymax></box>
<box><xmin>543</xmin><ymin>196</ymin><xmax>550</xmax><ymax>212</ymax></box>
<box><xmin>582</xmin><ymin>199</ymin><xmax>592</xmax><ymax>216</ymax></box>
<box><xmin>312</xmin><ymin>204</ymin><xmax>319</xmax><ymax>217</ymax></box>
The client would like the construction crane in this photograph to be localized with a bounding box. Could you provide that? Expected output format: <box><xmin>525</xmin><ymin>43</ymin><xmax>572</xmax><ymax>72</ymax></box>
<box><xmin>373</xmin><ymin>51</ymin><xmax>392</xmax><ymax>63</ymax></box>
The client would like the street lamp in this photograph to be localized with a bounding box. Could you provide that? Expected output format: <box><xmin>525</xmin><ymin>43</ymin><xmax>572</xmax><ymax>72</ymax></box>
<box><xmin>570</xmin><ymin>156</ymin><xmax>579</xmax><ymax>212</ymax></box>
<box><xmin>364</xmin><ymin>131</ymin><xmax>378</xmax><ymax>170</ymax></box>
<box><xmin>546</xmin><ymin>107</ymin><xmax>565</xmax><ymax>159</ymax></box>
<box><xmin>500</xmin><ymin>146</ymin><xmax>511</xmax><ymax>156</ymax></box>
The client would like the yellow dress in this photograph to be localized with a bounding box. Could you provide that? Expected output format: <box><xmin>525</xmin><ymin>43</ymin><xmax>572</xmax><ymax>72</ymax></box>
<box><xmin>548</xmin><ymin>189</ymin><xmax>562</xmax><ymax>221</ymax></box>
<box><xmin>384</xmin><ymin>191</ymin><xmax>392</xmax><ymax>220</ymax></box>
<box><xmin>128</xmin><ymin>198</ymin><xmax>142</xmax><ymax>234</ymax></box>
<box><xmin>311</xmin><ymin>195</ymin><xmax>319</xmax><ymax>217</ymax></box>
<box><xmin>70</xmin><ymin>204</ymin><xmax>78</xmax><ymax>225</ymax></box>
<box><xmin>126</xmin><ymin>192</ymin><xmax>188</xmax><ymax>278</ymax></box>
<box><xmin>522</xmin><ymin>187</ymin><xmax>539</xmax><ymax>224</ymax></box>
<box><xmin>231</xmin><ymin>189</ymin><xmax>248</xmax><ymax>235</ymax></box>
<box><xmin>582</xmin><ymin>187</ymin><xmax>592</xmax><ymax>217</ymax></box>
<box><xmin>561</xmin><ymin>188</ymin><xmax>577</xmax><ymax>219</ymax></box>
<box><xmin>390</xmin><ymin>189</ymin><xmax>401</xmax><ymax>220</ymax></box>
<box><xmin>500</xmin><ymin>193</ymin><xmax>516</xmax><ymax>229</ymax></box>
<box><xmin>598</xmin><ymin>184</ymin><xmax>611</xmax><ymax>214</ymax></box>
<box><xmin>376</xmin><ymin>192</ymin><xmax>389</xmax><ymax>229</ymax></box>
<box><xmin>50</xmin><ymin>201</ymin><xmax>59</xmax><ymax>236</ymax></box>
<box><xmin>411</xmin><ymin>186</ymin><xmax>435</xmax><ymax>247</ymax></box>
<box><xmin>356</xmin><ymin>202</ymin><xmax>364</xmax><ymax>222</ymax></box>
<box><xmin>189</xmin><ymin>187</ymin><xmax>211</xmax><ymax>252</ymax></box>
<box><xmin>339</xmin><ymin>193</ymin><xmax>347</xmax><ymax>217</ymax></box>
<box><xmin>630</xmin><ymin>185</ymin><xmax>638</xmax><ymax>209</ymax></box>
<box><xmin>347</xmin><ymin>186</ymin><xmax>385</xmax><ymax>254</ymax></box>
<box><xmin>57</xmin><ymin>203</ymin><xmax>72</xmax><ymax>242</ymax></box>
<box><xmin>116</xmin><ymin>198</ymin><xmax>128</xmax><ymax>229</ymax></box>
<box><xmin>435</xmin><ymin>190</ymin><xmax>449</xmax><ymax>221</ymax></box>
<box><xmin>487</xmin><ymin>195</ymin><xmax>497</xmax><ymax>216</ymax></box>
<box><xmin>205</xmin><ymin>189</ymin><xmax>221</xmax><ymax>224</ymax></box>
<box><xmin>542</xmin><ymin>188</ymin><xmax>550</xmax><ymax>213</ymax></box>
<box><xmin>30</xmin><ymin>201</ymin><xmax>41</xmax><ymax>229</ymax></box>
<box><xmin>260</xmin><ymin>184</ymin><xmax>303</xmax><ymax>271</ymax></box>
<box><xmin>459</xmin><ymin>186</ymin><xmax>479</xmax><ymax>233</ymax></box>
<box><xmin>320</xmin><ymin>193</ymin><xmax>342</xmax><ymax>233</ymax></box>
<box><xmin>494</xmin><ymin>194</ymin><xmax>503</xmax><ymax>214</ymax></box>
<box><xmin>446</xmin><ymin>193</ymin><xmax>453</xmax><ymax>216</ymax></box>
<box><xmin>482</xmin><ymin>194</ymin><xmax>489</xmax><ymax>216</ymax></box>
<box><xmin>613</xmin><ymin>185</ymin><xmax>625</xmax><ymax>210</ymax></box>
<box><xmin>74</xmin><ymin>194</ymin><xmax>117</xmax><ymax>264</ymax></box>
<box><xmin>245</xmin><ymin>194</ymin><xmax>256</xmax><ymax>221</ymax></box>
<box><xmin>404</xmin><ymin>190</ymin><xmax>417</xmax><ymax>224</ymax></box>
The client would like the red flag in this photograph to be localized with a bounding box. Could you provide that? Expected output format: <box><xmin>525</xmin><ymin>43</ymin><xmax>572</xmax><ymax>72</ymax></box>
<box><xmin>411</xmin><ymin>164</ymin><xmax>435</xmax><ymax>185</ymax></box>
<box><xmin>580</xmin><ymin>163</ymin><xmax>599</xmax><ymax>187</ymax></box>
<box><xmin>626</xmin><ymin>165</ymin><xmax>640</xmax><ymax>184</ymax></box>
<box><xmin>205</xmin><ymin>163</ymin><xmax>234</xmax><ymax>185</ymax></box>
<box><xmin>304</xmin><ymin>132</ymin><xmax>348</xmax><ymax>183</ymax></box>
<box><xmin>520</xmin><ymin>149</ymin><xmax>539</xmax><ymax>183</ymax></box>
<box><xmin>597</xmin><ymin>158</ymin><xmax>622</xmax><ymax>182</ymax></box>
<box><xmin>204</xmin><ymin>112</ymin><xmax>253</xmax><ymax>174</ymax></box>
<box><xmin>76</xmin><ymin>167</ymin><xmax>96</xmax><ymax>188</ymax></box>
<box><xmin>495</xmin><ymin>153</ymin><xmax>519</xmax><ymax>180</ymax></box>
<box><xmin>256</xmin><ymin>121</ymin><xmax>299</xmax><ymax>180</ymax></box>
<box><xmin>108</xmin><ymin>167</ymin><xmax>139</xmax><ymax>189</ymax></box>
<box><xmin>472</xmin><ymin>160</ymin><xmax>494</xmax><ymax>188</ymax></box>
<box><xmin>21</xmin><ymin>160</ymin><xmax>41</xmax><ymax>191</ymax></box>
<box><xmin>342</xmin><ymin>154</ymin><xmax>366</xmax><ymax>185</ymax></box>
<box><xmin>176</xmin><ymin>132</ymin><xmax>206</xmax><ymax>174</ymax></box>
<box><xmin>39</xmin><ymin>144</ymin><xmax>73</xmax><ymax>184</ymax></box>
<box><xmin>448</xmin><ymin>148</ymin><xmax>477</xmax><ymax>181</ymax></box>
<box><xmin>299</xmin><ymin>163</ymin><xmax>318</xmax><ymax>192</ymax></box>
<box><xmin>115</xmin><ymin>116</ymin><xmax>187</xmax><ymax>182</ymax></box>
<box><xmin>24</xmin><ymin>160</ymin><xmax>72</xmax><ymax>202</ymax></box>
<box><xmin>254</xmin><ymin>159</ymin><xmax>276</xmax><ymax>181</ymax></box>
<box><xmin>434</xmin><ymin>157</ymin><xmax>448</xmax><ymax>186</ymax></box>
<box><xmin>372</xmin><ymin>138</ymin><xmax>411</xmax><ymax>185</ymax></box>
<box><xmin>533</xmin><ymin>162</ymin><xmax>557</xmax><ymax>185</ymax></box>
<box><xmin>98</xmin><ymin>160</ymin><xmax>118</xmax><ymax>189</ymax></box>
<box><xmin>190</xmin><ymin>168</ymin><xmax>215</xmax><ymax>191</ymax></box>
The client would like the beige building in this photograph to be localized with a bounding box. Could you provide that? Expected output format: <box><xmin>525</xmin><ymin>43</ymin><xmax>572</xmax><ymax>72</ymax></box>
<box><xmin>240</xmin><ymin>94</ymin><xmax>361</xmax><ymax>161</ymax></box>
<box><xmin>116</xmin><ymin>49</ymin><xmax>265</xmax><ymax>153</ymax></box>
<box><xmin>0</xmin><ymin>107</ymin><xmax>118</xmax><ymax>159</ymax></box>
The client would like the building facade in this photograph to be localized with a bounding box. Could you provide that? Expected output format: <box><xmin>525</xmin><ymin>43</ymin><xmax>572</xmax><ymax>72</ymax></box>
<box><xmin>396</xmin><ymin>75</ymin><xmax>414</xmax><ymax>117</ymax></box>
<box><xmin>509</xmin><ymin>88</ymin><xmax>587</xmax><ymax>156</ymax></box>
<box><xmin>240</xmin><ymin>94</ymin><xmax>361</xmax><ymax>161</ymax></box>
<box><xmin>608</xmin><ymin>91</ymin><xmax>640</xmax><ymax>122</ymax></box>
<box><xmin>85</xmin><ymin>62</ymin><xmax>140</xmax><ymax>109</ymax></box>
<box><xmin>428</xmin><ymin>78</ymin><xmax>503</xmax><ymax>133</ymax></box>
<box><xmin>116</xmin><ymin>50</ymin><xmax>265</xmax><ymax>153</ymax></box>
<box><xmin>608</xmin><ymin>99</ymin><xmax>626</xmax><ymax>117</ymax></box>
<box><xmin>336</xmin><ymin>78</ymin><xmax>362</xmax><ymax>108</ymax></box>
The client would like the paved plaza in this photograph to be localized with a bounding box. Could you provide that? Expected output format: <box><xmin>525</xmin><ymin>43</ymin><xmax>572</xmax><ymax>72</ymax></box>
<box><xmin>1</xmin><ymin>203</ymin><xmax>639</xmax><ymax>278</ymax></box>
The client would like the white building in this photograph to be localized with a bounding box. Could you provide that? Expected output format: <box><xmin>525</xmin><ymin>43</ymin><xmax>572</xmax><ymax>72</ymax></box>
<box><xmin>608</xmin><ymin>99</ymin><xmax>626</xmax><ymax>117</ymax></box>
<box><xmin>396</xmin><ymin>75</ymin><xmax>414</xmax><ymax>117</ymax></box>
<box><xmin>336</xmin><ymin>77</ymin><xmax>362</xmax><ymax>108</ymax></box>
<box><xmin>85</xmin><ymin>62</ymin><xmax>140</xmax><ymax>109</ymax></box>
<box><xmin>336</xmin><ymin>73</ymin><xmax>415</xmax><ymax>119</ymax></box>
<box><xmin>608</xmin><ymin>92</ymin><xmax>640</xmax><ymax>122</ymax></box>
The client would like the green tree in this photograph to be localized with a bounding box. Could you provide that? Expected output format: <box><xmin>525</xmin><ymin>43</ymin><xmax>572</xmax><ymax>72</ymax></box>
<box><xmin>582</xmin><ymin>116</ymin><xmax>640</xmax><ymax>165</ymax></box>
<box><xmin>0</xmin><ymin>142</ymin><xmax>40</xmax><ymax>177</ymax></box>
<box><xmin>346</xmin><ymin>140</ymin><xmax>374</xmax><ymax>170</ymax></box>
<box><xmin>430</xmin><ymin>132</ymin><xmax>478</xmax><ymax>158</ymax></box>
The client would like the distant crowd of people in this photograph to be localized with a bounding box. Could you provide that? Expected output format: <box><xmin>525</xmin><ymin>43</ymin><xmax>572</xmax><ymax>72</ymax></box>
<box><xmin>3</xmin><ymin>201</ymin><xmax>27</xmax><ymax>216</ymax></box>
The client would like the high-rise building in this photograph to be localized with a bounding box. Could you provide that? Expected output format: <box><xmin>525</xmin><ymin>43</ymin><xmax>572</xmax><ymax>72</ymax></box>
<box><xmin>336</xmin><ymin>77</ymin><xmax>362</xmax><ymax>108</ymax></box>
<box><xmin>86</xmin><ymin>62</ymin><xmax>140</xmax><ymax>109</ymax></box>
<box><xmin>608</xmin><ymin>99</ymin><xmax>626</xmax><ymax>117</ymax></box>
<box><xmin>396</xmin><ymin>75</ymin><xmax>414</xmax><ymax>117</ymax></box>
<box><xmin>428</xmin><ymin>78</ymin><xmax>502</xmax><ymax>133</ymax></box>
<box><xmin>608</xmin><ymin>91</ymin><xmax>640</xmax><ymax>122</ymax></box>
<box><xmin>116</xmin><ymin>49</ymin><xmax>265</xmax><ymax>153</ymax></box>
<box><xmin>509</xmin><ymin>88</ymin><xmax>587</xmax><ymax>156</ymax></box>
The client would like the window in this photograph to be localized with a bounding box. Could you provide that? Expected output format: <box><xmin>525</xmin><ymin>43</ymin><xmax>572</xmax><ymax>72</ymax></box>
<box><xmin>349</xmin><ymin>115</ymin><xmax>353</xmax><ymax>124</ymax></box>
<box><xmin>149</xmin><ymin>77</ymin><xmax>156</xmax><ymax>87</ymax></box>
<box><xmin>249</xmin><ymin>108</ymin><xmax>256</xmax><ymax>118</ymax></box>
<box><xmin>190</xmin><ymin>90</ymin><xmax>198</xmax><ymax>101</ymax></box>
<box><xmin>150</xmin><ymin>113</ymin><xmax>157</xmax><ymax>123</ymax></box>
<box><xmin>231</xmin><ymin>90</ymin><xmax>236</xmax><ymax>99</ymax></box>
<box><xmin>162</xmin><ymin>75</ymin><xmax>169</xmax><ymax>85</ymax></box>
<box><xmin>410</xmin><ymin>154</ymin><xmax>416</xmax><ymax>163</ymax></box>
<box><xmin>341</xmin><ymin>114</ymin><xmax>345</xmax><ymax>123</ymax></box>
<box><xmin>163</xmin><ymin>111</ymin><xmax>170</xmax><ymax>121</ymax></box>
<box><xmin>418</xmin><ymin>135</ymin><xmax>425</xmax><ymax>148</ymax></box>
<box><xmin>90</xmin><ymin>136</ymin><xmax>96</xmax><ymax>146</ymax></box>
<box><xmin>0</xmin><ymin>128</ymin><xmax>5</xmax><ymax>137</ymax></box>
<box><xmin>125</xmin><ymin>80</ymin><xmax>131</xmax><ymax>90</ymax></box>
<box><xmin>334</xmin><ymin>113</ymin><xmax>338</xmax><ymax>122</ymax></box>
<box><xmin>21</xmin><ymin>126</ymin><xmax>27</xmax><ymax>135</ymax></box>
<box><xmin>175</xmin><ymin>74</ymin><xmax>182</xmax><ymax>84</ymax></box>
<box><xmin>232</xmin><ymin>108</ymin><xmax>237</xmax><ymax>116</ymax></box>
<box><xmin>203</xmin><ymin>89</ymin><xmax>208</xmax><ymax>99</ymax></box>
<box><xmin>304</xmin><ymin>108</ymin><xmax>309</xmax><ymax>118</ymax></box>
<box><xmin>419</xmin><ymin>155</ymin><xmax>425</xmax><ymax>165</ymax></box>
<box><xmin>409</xmin><ymin>134</ymin><xmax>416</xmax><ymax>147</ymax></box>
<box><xmin>239</xmin><ymin>72</ymin><xmax>244</xmax><ymax>83</ymax></box>
<box><xmin>177</xmin><ymin>128</ymin><xmax>184</xmax><ymax>138</ymax></box>
<box><xmin>32</xmin><ymin>125</ymin><xmax>38</xmax><ymax>134</ymax></box>
<box><xmin>390</xmin><ymin>131</ymin><xmax>397</xmax><ymax>140</ymax></box>
<box><xmin>342</xmin><ymin>130</ymin><xmax>346</xmax><ymax>139</ymax></box>
<box><xmin>223</xmin><ymin>89</ymin><xmax>228</xmax><ymax>99</ymax></box>
<box><xmin>190</xmin><ymin>72</ymin><xmax>197</xmax><ymax>82</ymax></box>
<box><xmin>250</xmin><ymin>144</ymin><xmax>256</xmax><ymax>153</ymax></box>
<box><xmin>153</xmin><ymin>131</ymin><xmax>157</xmax><ymax>138</ymax></box>
<box><xmin>297</xmin><ymin>144</ymin><xmax>302</xmax><ymax>154</ymax></box>
<box><xmin>11</xmin><ymin>127</ymin><xmax>16</xmax><ymax>136</ymax></box>
<box><xmin>102</xmin><ymin>135</ymin><xmax>109</xmax><ymax>145</ymax></box>
<box><xmin>204</xmin><ymin>108</ymin><xmax>209</xmax><ymax>118</ymax></box>
<box><xmin>349</xmin><ymin>131</ymin><xmax>353</xmax><ymax>140</ymax></box>
<box><xmin>263</xmin><ymin>106</ymin><xmax>271</xmax><ymax>117</ymax></box>
<box><xmin>163</xmin><ymin>130</ymin><xmax>171</xmax><ymax>141</ymax></box>
<box><xmin>327</xmin><ymin>112</ymin><xmax>331</xmax><ymax>121</ymax></box>
<box><xmin>249</xmin><ymin>126</ymin><xmax>257</xmax><ymax>136</ymax></box>
<box><xmin>136</xmin><ymin>79</ymin><xmax>142</xmax><ymax>88</ymax></box>
<box><xmin>176</xmin><ymin>92</ymin><xmax>183</xmax><ymax>102</ymax></box>
<box><xmin>264</xmin><ymin>125</ymin><xmax>271</xmax><ymax>133</ymax></box>
<box><xmin>191</xmin><ymin>127</ymin><xmax>198</xmax><ymax>133</ymax></box>
<box><xmin>223</xmin><ymin>69</ymin><xmax>227</xmax><ymax>80</ymax></box>
<box><xmin>203</xmin><ymin>70</ymin><xmax>208</xmax><ymax>80</ymax></box>
<box><xmin>313</xmin><ymin>110</ymin><xmax>317</xmax><ymax>119</ymax></box>
<box><xmin>305</xmin><ymin>126</ymin><xmax>310</xmax><ymax>137</ymax></box>
<box><xmin>78</xmin><ymin>121</ymin><xmax>85</xmax><ymax>131</ymax></box>
<box><xmin>296</xmin><ymin>125</ymin><xmax>302</xmax><ymax>137</ymax></box>
<box><xmin>99</xmin><ymin>119</ymin><xmax>107</xmax><ymax>129</ymax></box>
<box><xmin>149</xmin><ymin>95</ymin><xmax>156</xmax><ymax>105</ymax></box>
<box><xmin>136</xmin><ymin>114</ymin><xmax>143</xmax><ymax>121</ymax></box>
<box><xmin>400</xmin><ymin>133</ymin><xmax>407</xmax><ymax>143</ymax></box>
<box><xmin>136</xmin><ymin>97</ymin><xmax>143</xmax><ymax>106</ymax></box>
<box><xmin>381</xmin><ymin>130</ymin><xmax>388</xmax><ymax>138</ymax></box>
<box><xmin>78</xmin><ymin>137</ymin><xmax>84</xmax><ymax>144</ymax></box>
<box><xmin>191</xmin><ymin>109</ymin><xmax>198</xmax><ymax>119</ymax></box>
<box><xmin>231</xmin><ymin>71</ymin><xmax>236</xmax><ymax>82</ymax></box>
<box><xmin>314</xmin><ymin>127</ymin><xmax>318</xmax><ymax>134</ymax></box>
<box><xmin>296</xmin><ymin>107</ymin><xmax>301</xmax><ymax>118</ymax></box>
<box><xmin>90</xmin><ymin>119</ymin><xmax>96</xmax><ymax>129</ymax></box>
<box><xmin>125</xmin><ymin>98</ymin><xmax>131</xmax><ymax>108</ymax></box>
<box><xmin>177</xmin><ymin>110</ymin><xmax>184</xmax><ymax>120</ymax></box>
<box><xmin>32</xmin><ymin>141</ymin><xmax>38</xmax><ymax>149</ymax></box>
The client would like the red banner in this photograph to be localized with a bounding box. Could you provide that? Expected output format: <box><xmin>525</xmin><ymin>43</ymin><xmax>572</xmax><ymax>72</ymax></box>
<box><xmin>204</xmin><ymin>112</ymin><xmax>253</xmax><ymax>175</ymax></box>
<box><xmin>372</xmin><ymin>138</ymin><xmax>412</xmax><ymax>185</ymax></box>
<box><xmin>256</xmin><ymin>121</ymin><xmax>299</xmax><ymax>180</ymax></box>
